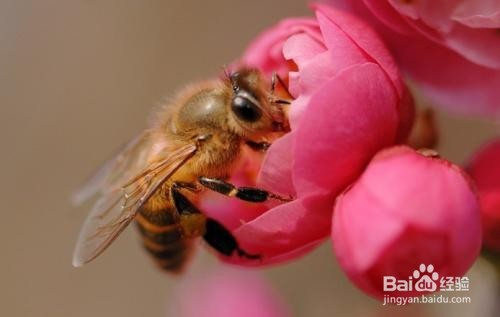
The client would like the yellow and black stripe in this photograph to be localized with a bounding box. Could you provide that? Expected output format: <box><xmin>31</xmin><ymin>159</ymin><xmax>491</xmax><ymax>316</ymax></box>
<box><xmin>135</xmin><ymin>209</ymin><xmax>191</xmax><ymax>272</ymax></box>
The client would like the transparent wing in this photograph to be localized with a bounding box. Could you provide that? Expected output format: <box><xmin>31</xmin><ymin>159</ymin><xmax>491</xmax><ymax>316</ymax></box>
<box><xmin>72</xmin><ymin>130</ymin><xmax>153</xmax><ymax>206</ymax></box>
<box><xmin>72</xmin><ymin>142</ymin><xmax>197</xmax><ymax>267</ymax></box>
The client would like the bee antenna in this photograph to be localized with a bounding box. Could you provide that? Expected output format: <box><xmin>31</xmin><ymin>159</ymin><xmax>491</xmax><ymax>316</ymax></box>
<box><xmin>221</xmin><ymin>65</ymin><xmax>239</xmax><ymax>91</ymax></box>
<box><xmin>221</xmin><ymin>65</ymin><xmax>231</xmax><ymax>81</ymax></box>
<box><xmin>270</xmin><ymin>71</ymin><xmax>277</xmax><ymax>95</ymax></box>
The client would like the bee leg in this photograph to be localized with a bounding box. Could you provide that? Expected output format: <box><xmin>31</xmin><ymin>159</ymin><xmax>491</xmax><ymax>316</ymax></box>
<box><xmin>203</xmin><ymin>218</ymin><xmax>261</xmax><ymax>260</ymax></box>
<box><xmin>269</xmin><ymin>71</ymin><xmax>293</xmax><ymax>103</ymax></box>
<box><xmin>198</xmin><ymin>177</ymin><xmax>293</xmax><ymax>203</ymax></box>
<box><xmin>170</xmin><ymin>183</ymin><xmax>206</xmax><ymax>239</ymax></box>
<box><xmin>172</xmin><ymin>181</ymin><xmax>201</xmax><ymax>193</ymax></box>
<box><xmin>245</xmin><ymin>140</ymin><xmax>271</xmax><ymax>152</ymax></box>
<box><xmin>171</xmin><ymin>183</ymin><xmax>260</xmax><ymax>260</ymax></box>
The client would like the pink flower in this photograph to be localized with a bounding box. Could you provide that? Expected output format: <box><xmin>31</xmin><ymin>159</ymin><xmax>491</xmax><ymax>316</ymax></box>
<box><xmin>332</xmin><ymin>0</ymin><xmax>500</xmax><ymax>116</ymax></box>
<box><xmin>167</xmin><ymin>266</ymin><xmax>290</xmax><ymax>317</ymax></box>
<box><xmin>202</xmin><ymin>4</ymin><xmax>413</xmax><ymax>266</ymax></box>
<box><xmin>466</xmin><ymin>139</ymin><xmax>500</xmax><ymax>252</ymax></box>
<box><xmin>332</xmin><ymin>146</ymin><xmax>481</xmax><ymax>299</ymax></box>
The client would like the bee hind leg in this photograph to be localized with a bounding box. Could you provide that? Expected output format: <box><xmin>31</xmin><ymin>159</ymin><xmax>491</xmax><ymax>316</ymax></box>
<box><xmin>171</xmin><ymin>182</ymin><xmax>260</xmax><ymax>260</ymax></box>
<box><xmin>203</xmin><ymin>218</ymin><xmax>261</xmax><ymax>260</ymax></box>
<box><xmin>198</xmin><ymin>177</ymin><xmax>293</xmax><ymax>203</ymax></box>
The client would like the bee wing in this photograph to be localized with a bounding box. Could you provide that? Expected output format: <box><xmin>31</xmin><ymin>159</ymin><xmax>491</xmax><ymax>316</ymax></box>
<box><xmin>72</xmin><ymin>130</ymin><xmax>153</xmax><ymax>206</ymax></box>
<box><xmin>72</xmin><ymin>142</ymin><xmax>198</xmax><ymax>267</ymax></box>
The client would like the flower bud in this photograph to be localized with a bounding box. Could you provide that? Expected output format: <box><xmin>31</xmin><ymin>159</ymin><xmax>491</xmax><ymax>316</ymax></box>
<box><xmin>332</xmin><ymin>146</ymin><xmax>481</xmax><ymax>299</ymax></box>
<box><xmin>467</xmin><ymin>139</ymin><xmax>500</xmax><ymax>252</ymax></box>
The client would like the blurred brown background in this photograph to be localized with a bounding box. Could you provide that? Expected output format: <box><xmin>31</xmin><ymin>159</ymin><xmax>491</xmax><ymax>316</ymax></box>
<box><xmin>1</xmin><ymin>1</ymin><xmax>499</xmax><ymax>316</ymax></box>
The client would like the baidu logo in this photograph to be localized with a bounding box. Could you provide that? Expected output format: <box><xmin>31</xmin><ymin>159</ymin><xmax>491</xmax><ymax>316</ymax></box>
<box><xmin>413</xmin><ymin>264</ymin><xmax>439</xmax><ymax>291</ymax></box>
<box><xmin>383</xmin><ymin>264</ymin><xmax>469</xmax><ymax>293</ymax></box>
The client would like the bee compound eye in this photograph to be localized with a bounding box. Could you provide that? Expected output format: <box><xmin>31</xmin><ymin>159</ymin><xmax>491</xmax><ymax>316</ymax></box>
<box><xmin>231</xmin><ymin>96</ymin><xmax>262</xmax><ymax>123</ymax></box>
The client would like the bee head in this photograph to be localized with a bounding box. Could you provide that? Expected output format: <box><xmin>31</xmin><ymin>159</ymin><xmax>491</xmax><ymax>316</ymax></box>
<box><xmin>226</xmin><ymin>68</ymin><xmax>289</xmax><ymax>139</ymax></box>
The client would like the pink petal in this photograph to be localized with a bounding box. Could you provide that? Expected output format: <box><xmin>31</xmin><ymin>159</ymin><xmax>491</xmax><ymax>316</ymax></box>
<box><xmin>292</xmin><ymin>62</ymin><xmax>399</xmax><ymax>198</ymax></box>
<box><xmin>282</xmin><ymin>32</ymin><xmax>326</xmax><ymax>71</ymax></box>
<box><xmin>444</xmin><ymin>23</ymin><xmax>500</xmax><ymax>69</ymax></box>
<box><xmin>466</xmin><ymin>139</ymin><xmax>500</xmax><ymax>190</ymax></box>
<box><xmin>287</xmin><ymin>51</ymin><xmax>340</xmax><ymax>128</ymax></box>
<box><xmin>467</xmin><ymin>139</ymin><xmax>500</xmax><ymax>252</ymax></box>
<box><xmin>360</xmin><ymin>148</ymin><xmax>469</xmax><ymax>231</ymax></box>
<box><xmin>356</xmin><ymin>0</ymin><xmax>421</xmax><ymax>35</ymax></box>
<box><xmin>388</xmin><ymin>0</ymin><xmax>458</xmax><ymax>32</ymax></box>
<box><xmin>360</xmin><ymin>148</ymin><xmax>481</xmax><ymax>271</ymax></box>
<box><xmin>219</xmin><ymin>194</ymin><xmax>333</xmax><ymax>266</ymax></box>
<box><xmin>359</xmin><ymin>0</ymin><xmax>445</xmax><ymax>43</ymax></box>
<box><xmin>257</xmin><ymin>132</ymin><xmax>296</xmax><ymax>198</ymax></box>
<box><xmin>364</xmin><ymin>229</ymin><xmax>451</xmax><ymax>298</ymax></box>
<box><xmin>200</xmin><ymin>193</ymin><xmax>269</xmax><ymax>232</ymax></box>
<box><xmin>335</xmin><ymin>0</ymin><xmax>500</xmax><ymax>114</ymax></box>
<box><xmin>386</xmin><ymin>31</ymin><xmax>500</xmax><ymax>117</ymax></box>
<box><xmin>333</xmin><ymin>186</ymin><xmax>407</xmax><ymax>272</ymax></box>
<box><xmin>479</xmin><ymin>191</ymin><xmax>500</xmax><ymax>252</ymax></box>
<box><xmin>385</xmin><ymin>0</ymin><xmax>500</xmax><ymax>68</ymax></box>
<box><xmin>287</xmin><ymin>71</ymin><xmax>300</xmax><ymax>98</ymax></box>
<box><xmin>452</xmin><ymin>0</ymin><xmax>500</xmax><ymax>28</ymax></box>
<box><xmin>240</xmin><ymin>18</ymin><xmax>322</xmax><ymax>77</ymax></box>
<box><xmin>314</xmin><ymin>3</ymin><xmax>404</xmax><ymax>97</ymax></box>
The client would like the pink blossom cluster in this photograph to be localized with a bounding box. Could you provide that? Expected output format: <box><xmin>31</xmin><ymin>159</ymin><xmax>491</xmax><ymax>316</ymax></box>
<box><xmin>200</xmin><ymin>4</ymin><xmax>484</xmax><ymax>300</ymax></box>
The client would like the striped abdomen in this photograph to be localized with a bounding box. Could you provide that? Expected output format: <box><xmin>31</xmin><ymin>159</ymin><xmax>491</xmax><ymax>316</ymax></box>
<box><xmin>135</xmin><ymin>207</ymin><xmax>192</xmax><ymax>273</ymax></box>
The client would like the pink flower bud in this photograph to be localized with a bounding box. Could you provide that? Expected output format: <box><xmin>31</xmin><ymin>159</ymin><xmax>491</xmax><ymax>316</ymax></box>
<box><xmin>204</xmin><ymin>4</ymin><xmax>413</xmax><ymax>267</ymax></box>
<box><xmin>332</xmin><ymin>146</ymin><xmax>481</xmax><ymax>299</ymax></box>
<box><xmin>467</xmin><ymin>139</ymin><xmax>500</xmax><ymax>252</ymax></box>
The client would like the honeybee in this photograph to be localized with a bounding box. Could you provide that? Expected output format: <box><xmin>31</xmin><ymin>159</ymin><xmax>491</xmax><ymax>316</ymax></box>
<box><xmin>72</xmin><ymin>68</ymin><xmax>292</xmax><ymax>272</ymax></box>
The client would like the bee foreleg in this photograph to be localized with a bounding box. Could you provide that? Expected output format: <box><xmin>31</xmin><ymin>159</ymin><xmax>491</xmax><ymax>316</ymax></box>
<box><xmin>198</xmin><ymin>177</ymin><xmax>293</xmax><ymax>203</ymax></box>
<box><xmin>245</xmin><ymin>140</ymin><xmax>271</xmax><ymax>152</ymax></box>
<box><xmin>172</xmin><ymin>181</ymin><xmax>201</xmax><ymax>193</ymax></box>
